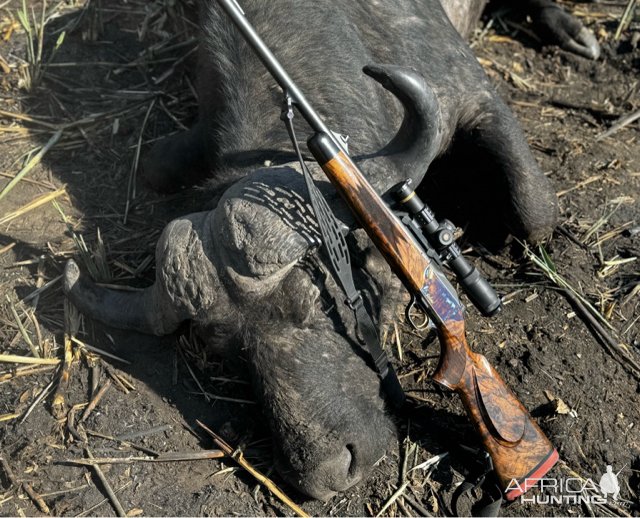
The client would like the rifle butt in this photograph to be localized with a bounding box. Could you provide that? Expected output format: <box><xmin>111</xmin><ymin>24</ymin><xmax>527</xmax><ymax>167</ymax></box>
<box><xmin>433</xmin><ymin>325</ymin><xmax>558</xmax><ymax>500</ymax></box>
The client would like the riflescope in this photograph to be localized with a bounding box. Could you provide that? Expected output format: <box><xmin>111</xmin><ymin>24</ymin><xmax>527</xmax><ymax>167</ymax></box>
<box><xmin>392</xmin><ymin>179</ymin><xmax>502</xmax><ymax>317</ymax></box>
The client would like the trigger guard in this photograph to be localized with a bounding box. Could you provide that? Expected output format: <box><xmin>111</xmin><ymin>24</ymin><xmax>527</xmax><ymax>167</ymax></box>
<box><xmin>405</xmin><ymin>296</ymin><xmax>432</xmax><ymax>331</ymax></box>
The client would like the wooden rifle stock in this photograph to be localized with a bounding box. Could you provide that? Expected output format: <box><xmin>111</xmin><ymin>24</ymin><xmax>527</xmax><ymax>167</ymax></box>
<box><xmin>308</xmin><ymin>133</ymin><xmax>558</xmax><ymax>500</ymax></box>
<box><xmin>435</xmin><ymin>322</ymin><xmax>559</xmax><ymax>499</ymax></box>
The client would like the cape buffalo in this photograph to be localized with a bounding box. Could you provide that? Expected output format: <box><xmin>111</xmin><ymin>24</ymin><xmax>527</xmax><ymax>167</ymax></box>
<box><xmin>64</xmin><ymin>0</ymin><xmax>599</xmax><ymax>500</ymax></box>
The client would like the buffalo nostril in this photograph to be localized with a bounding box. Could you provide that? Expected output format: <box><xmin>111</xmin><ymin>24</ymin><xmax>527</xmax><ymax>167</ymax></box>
<box><xmin>345</xmin><ymin>443</ymin><xmax>359</xmax><ymax>481</ymax></box>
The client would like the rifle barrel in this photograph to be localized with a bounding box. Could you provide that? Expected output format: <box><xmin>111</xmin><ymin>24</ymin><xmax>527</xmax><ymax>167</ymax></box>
<box><xmin>216</xmin><ymin>0</ymin><xmax>337</xmax><ymax>144</ymax></box>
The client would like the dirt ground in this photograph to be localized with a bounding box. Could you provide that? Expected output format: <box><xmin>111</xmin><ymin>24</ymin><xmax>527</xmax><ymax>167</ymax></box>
<box><xmin>0</xmin><ymin>0</ymin><xmax>638</xmax><ymax>516</ymax></box>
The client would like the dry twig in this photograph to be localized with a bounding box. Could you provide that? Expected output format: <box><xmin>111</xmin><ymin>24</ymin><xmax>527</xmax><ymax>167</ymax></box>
<box><xmin>197</xmin><ymin>420</ymin><xmax>309</xmax><ymax>518</ymax></box>
<box><xmin>84</xmin><ymin>447</ymin><xmax>127</xmax><ymax>517</ymax></box>
<box><xmin>597</xmin><ymin>108</ymin><xmax>640</xmax><ymax>140</ymax></box>
<box><xmin>0</xmin><ymin>354</ymin><xmax>59</xmax><ymax>365</ymax></box>
<box><xmin>22</xmin><ymin>482</ymin><xmax>50</xmax><ymax>514</ymax></box>
<box><xmin>614</xmin><ymin>0</ymin><xmax>638</xmax><ymax>40</ymax></box>
<box><xmin>64</xmin><ymin>450</ymin><xmax>225</xmax><ymax>466</ymax></box>
<box><xmin>0</xmin><ymin>451</ymin><xmax>19</xmax><ymax>489</ymax></box>
<box><xmin>0</xmin><ymin>187</ymin><xmax>66</xmax><ymax>225</ymax></box>
<box><xmin>80</xmin><ymin>379</ymin><xmax>111</xmax><ymax>423</ymax></box>
<box><xmin>52</xmin><ymin>300</ymin><xmax>79</xmax><ymax>419</ymax></box>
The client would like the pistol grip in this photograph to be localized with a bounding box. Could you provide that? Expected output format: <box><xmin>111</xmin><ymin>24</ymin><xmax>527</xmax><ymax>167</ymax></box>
<box><xmin>433</xmin><ymin>326</ymin><xmax>558</xmax><ymax>499</ymax></box>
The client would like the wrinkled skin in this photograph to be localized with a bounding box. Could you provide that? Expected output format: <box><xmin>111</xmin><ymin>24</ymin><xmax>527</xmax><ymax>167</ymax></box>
<box><xmin>64</xmin><ymin>0</ymin><xmax>600</xmax><ymax>501</ymax></box>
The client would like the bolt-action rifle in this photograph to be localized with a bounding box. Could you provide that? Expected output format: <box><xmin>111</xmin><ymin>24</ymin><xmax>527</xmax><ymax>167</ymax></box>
<box><xmin>216</xmin><ymin>0</ymin><xmax>558</xmax><ymax>501</ymax></box>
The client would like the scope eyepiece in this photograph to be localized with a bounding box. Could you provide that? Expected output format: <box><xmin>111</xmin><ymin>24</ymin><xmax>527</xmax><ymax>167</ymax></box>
<box><xmin>392</xmin><ymin>179</ymin><xmax>439</xmax><ymax>234</ymax></box>
<box><xmin>393</xmin><ymin>179</ymin><xmax>422</xmax><ymax>212</ymax></box>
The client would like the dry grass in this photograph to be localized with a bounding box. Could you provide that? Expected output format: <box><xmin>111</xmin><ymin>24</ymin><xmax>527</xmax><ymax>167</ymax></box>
<box><xmin>15</xmin><ymin>0</ymin><xmax>66</xmax><ymax>91</ymax></box>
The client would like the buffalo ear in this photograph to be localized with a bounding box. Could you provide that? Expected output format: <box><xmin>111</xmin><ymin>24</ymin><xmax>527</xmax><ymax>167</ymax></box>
<box><xmin>363</xmin><ymin>64</ymin><xmax>444</xmax><ymax>174</ymax></box>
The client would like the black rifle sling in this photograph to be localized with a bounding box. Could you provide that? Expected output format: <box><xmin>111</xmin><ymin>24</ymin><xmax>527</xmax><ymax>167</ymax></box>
<box><xmin>451</xmin><ymin>447</ymin><xmax>503</xmax><ymax>517</ymax></box>
<box><xmin>281</xmin><ymin>96</ymin><xmax>405</xmax><ymax>408</ymax></box>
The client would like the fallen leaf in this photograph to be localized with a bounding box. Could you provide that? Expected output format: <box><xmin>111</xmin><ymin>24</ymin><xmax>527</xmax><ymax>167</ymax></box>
<box><xmin>554</xmin><ymin>398</ymin><xmax>571</xmax><ymax>415</ymax></box>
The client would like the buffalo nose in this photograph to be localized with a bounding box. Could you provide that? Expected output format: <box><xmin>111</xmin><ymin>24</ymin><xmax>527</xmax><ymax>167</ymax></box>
<box><xmin>290</xmin><ymin>443</ymin><xmax>366</xmax><ymax>501</ymax></box>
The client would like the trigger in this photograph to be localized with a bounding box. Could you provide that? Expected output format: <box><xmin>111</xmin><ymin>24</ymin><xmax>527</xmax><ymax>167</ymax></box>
<box><xmin>405</xmin><ymin>295</ymin><xmax>431</xmax><ymax>331</ymax></box>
